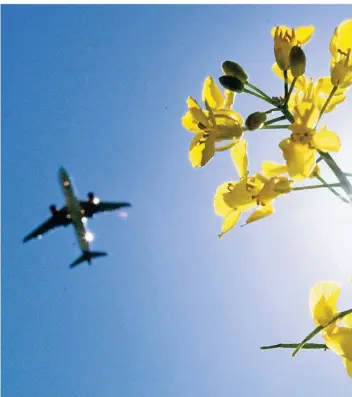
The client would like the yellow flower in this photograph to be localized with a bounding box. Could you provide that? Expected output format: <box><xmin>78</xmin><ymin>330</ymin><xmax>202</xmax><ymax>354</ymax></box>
<box><xmin>310</xmin><ymin>282</ymin><xmax>352</xmax><ymax>378</ymax></box>
<box><xmin>181</xmin><ymin>77</ymin><xmax>243</xmax><ymax>168</ymax></box>
<box><xmin>330</xmin><ymin>19</ymin><xmax>352</xmax><ymax>88</ymax></box>
<box><xmin>272</xmin><ymin>25</ymin><xmax>314</xmax><ymax>71</ymax></box>
<box><xmin>214</xmin><ymin>139</ymin><xmax>292</xmax><ymax>237</ymax></box>
<box><xmin>272</xmin><ymin>63</ymin><xmax>346</xmax><ymax>114</ymax></box>
<box><xmin>278</xmin><ymin>101</ymin><xmax>341</xmax><ymax>181</ymax></box>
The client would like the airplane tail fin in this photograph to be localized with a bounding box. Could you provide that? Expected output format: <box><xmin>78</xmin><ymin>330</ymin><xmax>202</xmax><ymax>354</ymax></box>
<box><xmin>69</xmin><ymin>251</ymin><xmax>108</xmax><ymax>269</ymax></box>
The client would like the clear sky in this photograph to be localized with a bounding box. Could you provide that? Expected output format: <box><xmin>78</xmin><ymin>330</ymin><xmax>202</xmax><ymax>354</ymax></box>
<box><xmin>3</xmin><ymin>4</ymin><xmax>352</xmax><ymax>396</ymax></box>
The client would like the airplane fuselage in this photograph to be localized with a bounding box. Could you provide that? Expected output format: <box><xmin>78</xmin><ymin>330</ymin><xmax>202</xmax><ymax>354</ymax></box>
<box><xmin>59</xmin><ymin>167</ymin><xmax>89</xmax><ymax>253</ymax></box>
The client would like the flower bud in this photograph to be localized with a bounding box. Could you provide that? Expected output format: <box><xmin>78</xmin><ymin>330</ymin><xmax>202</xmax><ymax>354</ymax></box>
<box><xmin>219</xmin><ymin>75</ymin><xmax>245</xmax><ymax>93</ymax></box>
<box><xmin>289</xmin><ymin>46</ymin><xmax>306</xmax><ymax>77</ymax></box>
<box><xmin>221</xmin><ymin>61</ymin><xmax>248</xmax><ymax>83</ymax></box>
<box><xmin>245</xmin><ymin>112</ymin><xmax>267</xmax><ymax>130</ymax></box>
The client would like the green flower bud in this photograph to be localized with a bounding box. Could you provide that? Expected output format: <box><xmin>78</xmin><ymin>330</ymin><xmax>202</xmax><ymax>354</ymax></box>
<box><xmin>222</xmin><ymin>61</ymin><xmax>248</xmax><ymax>83</ymax></box>
<box><xmin>245</xmin><ymin>112</ymin><xmax>267</xmax><ymax>131</ymax></box>
<box><xmin>219</xmin><ymin>75</ymin><xmax>245</xmax><ymax>93</ymax></box>
<box><xmin>289</xmin><ymin>46</ymin><xmax>306</xmax><ymax>77</ymax></box>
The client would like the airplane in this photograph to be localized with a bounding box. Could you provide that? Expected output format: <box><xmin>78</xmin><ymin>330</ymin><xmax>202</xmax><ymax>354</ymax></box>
<box><xmin>54</xmin><ymin>167</ymin><xmax>108</xmax><ymax>268</ymax></box>
<box><xmin>23</xmin><ymin>170</ymin><xmax>131</xmax><ymax>245</ymax></box>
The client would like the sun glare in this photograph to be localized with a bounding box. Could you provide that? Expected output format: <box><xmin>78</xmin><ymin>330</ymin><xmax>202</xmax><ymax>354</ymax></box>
<box><xmin>93</xmin><ymin>197</ymin><xmax>100</xmax><ymax>205</ymax></box>
<box><xmin>84</xmin><ymin>231</ymin><xmax>94</xmax><ymax>242</ymax></box>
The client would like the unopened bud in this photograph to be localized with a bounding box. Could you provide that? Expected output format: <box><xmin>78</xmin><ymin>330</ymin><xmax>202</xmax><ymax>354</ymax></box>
<box><xmin>219</xmin><ymin>75</ymin><xmax>245</xmax><ymax>93</ymax></box>
<box><xmin>289</xmin><ymin>46</ymin><xmax>306</xmax><ymax>77</ymax></box>
<box><xmin>222</xmin><ymin>61</ymin><xmax>248</xmax><ymax>83</ymax></box>
<box><xmin>245</xmin><ymin>112</ymin><xmax>267</xmax><ymax>131</ymax></box>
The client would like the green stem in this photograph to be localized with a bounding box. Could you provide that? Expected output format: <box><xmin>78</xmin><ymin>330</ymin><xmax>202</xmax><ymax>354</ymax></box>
<box><xmin>292</xmin><ymin>308</ymin><xmax>352</xmax><ymax>357</ymax></box>
<box><xmin>243</xmin><ymin>88</ymin><xmax>275</xmax><ymax>105</ymax></box>
<box><xmin>318</xmin><ymin>151</ymin><xmax>352</xmax><ymax>202</ymax></box>
<box><xmin>246</xmin><ymin>82</ymin><xmax>272</xmax><ymax>101</ymax></box>
<box><xmin>261</xmin><ymin>343</ymin><xmax>328</xmax><ymax>351</ymax></box>
<box><xmin>263</xmin><ymin>115</ymin><xmax>287</xmax><ymax>126</ymax></box>
<box><xmin>315</xmin><ymin>174</ymin><xmax>350</xmax><ymax>204</ymax></box>
<box><xmin>292</xmin><ymin>183</ymin><xmax>341</xmax><ymax>191</ymax></box>
<box><xmin>284</xmin><ymin>70</ymin><xmax>289</xmax><ymax>99</ymax></box>
<box><xmin>284</xmin><ymin>77</ymin><xmax>297</xmax><ymax>106</ymax></box>
<box><xmin>344</xmin><ymin>173</ymin><xmax>352</xmax><ymax>177</ymax></box>
<box><xmin>264</xmin><ymin>108</ymin><xmax>281</xmax><ymax>114</ymax></box>
<box><xmin>261</xmin><ymin>124</ymin><xmax>291</xmax><ymax>130</ymax></box>
<box><xmin>315</xmin><ymin>85</ymin><xmax>338</xmax><ymax>129</ymax></box>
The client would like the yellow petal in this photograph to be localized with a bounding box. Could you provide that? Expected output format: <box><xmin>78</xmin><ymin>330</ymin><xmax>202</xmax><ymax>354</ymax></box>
<box><xmin>214</xmin><ymin>180</ymin><xmax>258</xmax><ymax>213</ymax></box>
<box><xmin>330</xmin><ymin>19</ymin><xmax>352</xmax><ymax>56</ymax></box>
<box><xmin>218</xmin><ymin>210</ymin><xmax>241</xmax><ymax>238</ymax></box>
<box><xmin>181</xmin><ymin>111</ymin><xmax>203</xmax><ymax>133</ymax></box>
<box><xmin>279</xmin><ymin>138</ymin><xmax>316</xmax><ymax>181</ymax></box>
<box><xmin>231</xmin><ymin>139</ymin><xmax>248</xmax><ymax>179</ymax></box>
<box><xmin>261</xmin><ymin>161</ymin><xmax>288</xmax><ymax>177</ymax></box>
<box><xmin>214</xmin><ymin>181</ymin><xmax>239</xmax><ymax>217</ymax></box>
<box><xmin>291</xmin><ymin>100</ymin><xmax>320</xmax><ymax>128</ymax></box>
<box><xmin>202</xmin><ymin>76</ymin><xmax>224</xmax><ymax>110</ymax></box>
<box><xmin>343</xmin><ymin>358</ymin><xmax>352</xmax><ymax>378</ymax></box>
<box><xmin>189</xmin><ymin>131</ymin><xmax>216</xmax><ymax>168</ymax></box>
<box><xmin>310</xmin><ymin>281</ymin><xmax>340</xmax><ymax>327</ymax></box>
<box><xmin>223</xmin><ymin>90</ymin><xmax>235</xmax><ymax>110</ymax></box>
<box><xmin>312</xmin><ymin>125</ymin><xmax>341</xmax><ymax>152</ymax></box>
<box><xmin>324</xmin><ymin>94</ymin><xmax>346</xmax><ymax>113</ymax></box>
<box><xmin>324</xmin><ymin>326</ymin><xmax>352</xmax><ymax>361</ymax></box>
<box><xmin>343</xmin><ymin>313</ymin><xmax>352</xmax><ymax>328</ymax></box>
<box><xmin>245</xmin><ymin>202</ymin><xmax>274</xmax><ymax>225</ymax></box>
<box><xmin>315</xmin><ymin>77</ymin><xmax>345</xmax><ymax>96</ymax></box>
<box><xmin>294</xmin><ymin>26</ymin><xmax>315</xmax><ymax>46</ymax></box>
<box><xmin>186</xmin><ymin>96</ymin><xmax>209</xmax><ymax>128</ymax></box>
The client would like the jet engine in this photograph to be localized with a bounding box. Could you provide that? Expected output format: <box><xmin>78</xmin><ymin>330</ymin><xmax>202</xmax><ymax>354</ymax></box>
<box><xmin>50</xmin><ymin>205</ymin><xmax>58</xmax><ymax>215</ymax></box>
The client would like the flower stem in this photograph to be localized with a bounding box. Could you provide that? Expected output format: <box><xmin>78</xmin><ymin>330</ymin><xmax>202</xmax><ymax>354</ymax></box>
<box><xmin>245</xmin><ymin>82</ymin><xmax>272</xmax><ymax>101</ymax></box>
<box><xmin>315</xmin><ymin>85</ymin><xmax>338</xmax><ymax>129</ymax></box>
<box><xmin>263</xmin><ymin>115</ymin><xmax>287</xmax><ymax>126</ymax></box>
<box><xmin>292</xmin><ymin>308</ymin><xmax>352</xmax><ymax>357</ymax></box>
<box><xmin>292</xmin><ymin>183</ymin><xmax>341</xmax><ymax>191</ymax></box>
<box><xmin>261</xmin><ymin>124</ymin><xmax>291</xmax><ymax>130</ymax></box>
<box><xmin>315</xmin><ymin>174</ymin><xmax>351</xmax><ymax>204</ymax></box>
<box><xmin>284</xmin><ymin>70</ymin><xmax>289</xmax><ymax>99</ymax></box>
<box><xmin>261</xmin><ymin>343</ymin><xmax>328</xmax><ymax>351</ymax></box>
<box><xmin>284</xmin><ymin>77</ymin><xmax>297</xmax><ymax>106</ymax></box>
<box><xmin>243</xmin><ymin>88</ymin><xmax>274</xmax><ymax>105</ymax></box>
<box><xmin>318</xmin><ymin>151</ymin><xmax>352</xmax><ymax>202</ymax></box>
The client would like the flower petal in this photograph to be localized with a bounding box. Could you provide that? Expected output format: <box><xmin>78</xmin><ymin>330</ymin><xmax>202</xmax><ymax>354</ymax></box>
<box><xmin>261</xmin><ymin>161</ymin><xmax>288</xmax><ymax>177</ymax></box>
<box><xmin>324</xmin><ymin>326</ymin><xmax>352</xmax><ymax>362</ymax></box>
<box><xmin>343</xmin><ymin>313</ymin><xmax>352</xmax><ymax>328</ymax></box>
<box><xmin>310</xmin><ymin>281</ymin><xmax>340</xmax><ymax>327</ymax></box>
<box><xmin>245</xmin><ymin>202</ymin><xmax>274</xmax><ymax>225</ymax></box>
<box><xmin>223</xmin><ymin>90</ymin><xmax>235</xmax><ymax>109</ymax></box>
<box><xmin>312</xmin><ymin>125</ymin><xmax>341</xmax><ymax>152</ymax></box>
<box><xmin>294</xmin><ymin>26</ymin><xmax>315</xmax><ymax>45</ymax></box>
<box><xmin>231</xmin><ymin>139</ymin><xmax>248</xmax><ymax>179</ymax></box>
<box><xmin>291</xmin><ymin>100</ymin><xmax>320</xmax><ymax>128</ymax></box>
<box><xmin>343</xmin><ymin>358</ymin><xmax>352</xmax><ymax>378</ymax></box>
<box><xmin>279</xmin><ymin>138</ymin><xmax>316</xmax><ymax>181</ymax></box>
<box><xmin>202</xmin><ymin>76</ymin><xmax>224</xmax><ymax>110</ymax></box>
<box><xmin>330</xmin><ymin>19</ymin><xmax>352</xmax><ymax>56</ymax></box>
<box><xmin>181</xmin><ymin>111</ymin><xmax>203</xmax><ymax>133</ymax></box>
<box><xmin>214</xmin><ymin>181</ymin><xmax>238</xmax><ymax>217</ymax></box>
<box><xmin>189</xmin><ymin>131</ymin><xmax>216</xmax><ymax>168</ymax></box>
<box><xmin>186</xmin><ymin>96</ymin><xmax>209</xmax><ymax>128</ymax></box>
<box><xmin>218</xmin><ymin>210</ymin><xmax>241</xmax><ymax>238</ymax></box>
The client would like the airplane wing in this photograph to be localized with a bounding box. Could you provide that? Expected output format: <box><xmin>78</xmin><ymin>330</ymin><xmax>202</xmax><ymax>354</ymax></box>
<box><xmin>80</xmin><ymin>201</ymin><xmax>131</xmax><ymax>216</ymax></box>
<box><xmin>23</xmin><ymin>210</ymin><xmax>70</xmax><ymax>243</ymax></box>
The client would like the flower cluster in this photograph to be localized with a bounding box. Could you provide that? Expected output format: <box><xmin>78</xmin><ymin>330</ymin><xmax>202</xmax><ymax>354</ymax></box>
<box><xmin>181</xmin><ymin>19</ymin><xmax>352</xmax><ymax>378</ymax></box>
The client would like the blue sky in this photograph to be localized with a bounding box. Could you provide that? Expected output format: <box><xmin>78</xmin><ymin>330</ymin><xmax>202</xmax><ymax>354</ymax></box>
<box><xmin>3</xmin><ymin>4</ymin><xmax>352</xmax><ymax>396</ymax></box>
